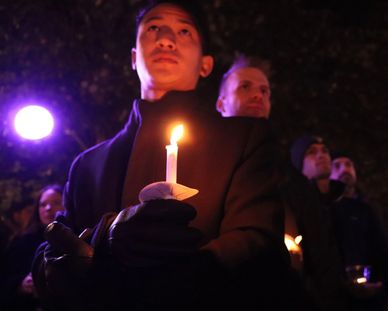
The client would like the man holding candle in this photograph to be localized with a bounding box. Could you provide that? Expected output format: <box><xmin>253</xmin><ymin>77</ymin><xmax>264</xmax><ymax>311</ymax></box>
<box><xmin>329</xmin><ymin>151</ymin><xmax>388</xmax><ymax>310</ymax></box>
<box><xmin>216</xmin><ymin>54</ymin><xmax>352</xmax><ymax>310</ymax></box>
<box><xmin>32</xmin><ymin>1</ymin><xmax>289</xmax><ymax>310</ymax></box>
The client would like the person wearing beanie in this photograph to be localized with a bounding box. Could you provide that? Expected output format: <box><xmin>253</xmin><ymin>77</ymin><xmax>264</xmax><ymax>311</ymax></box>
<box><xmin>330</xmin><ymin>152</ymin><xmax>388</xmax><ymax>310</ymax></box>
<box><xmin>290</xmin><ymin>135</ymin><xmax>325</xmax><ymax>172</ymax></box>
<box><xmin>278</xmin><ymin>134</ymin><xmax>351</xmax><ymax>311</ymax></box>
<box><xmin>290</xmin><ymin>134</ymin><xmax>345</xmax><ymax>198</ymax></box>
<box><xmin>216</xmin><ymin>59</ymin><xmax>350</xmax><ymax>310</ymax></box>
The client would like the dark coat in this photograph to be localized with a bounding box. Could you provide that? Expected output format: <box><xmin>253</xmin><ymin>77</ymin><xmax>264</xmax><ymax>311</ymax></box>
<box><xmin>282</xmin><ymin>168</ymin><xmax>350</xmax><ymax>311</ymax></box>
<box><xmin>63</xmin><ymin>90</ymin><xmax>286</xmax><ymax>267</ymax></box>
<box><xmin>331</xmin><ymin>194</ymin><xmax>388</xmax><ymax>310</ymax></box>
<box><xmin>1</xmin><ymin>226</ymin><xmax>45</xmax><ymax>311</ymax></box>
<box><xmin>332</xmin><ymin>195</ymin><xmax>388</xmax><ymax>284</ymax></box>
<box><xmin>33</xmin><ymin>91</ymin><xmax>290</xmax><ymax>310</ymax></box>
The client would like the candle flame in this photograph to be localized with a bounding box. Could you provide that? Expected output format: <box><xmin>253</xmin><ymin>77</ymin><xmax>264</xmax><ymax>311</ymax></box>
<box><xmin>284</xmin><ymin>234</ymin><xmax>302</xmax><ymax>253</ymax></box>
<box><xmin>356</xmin><ymin>277</ymin><xmax>367</xmax><ymax>284</ymax></box>
<box><xmin>295</xmin><ymin>235</ymin><xmax>303</xmax><ymax>245</ymax></box>
<box><xmin>170</xmin><ymin>124</ymin><xmax>184</xmax><ymax>145</ymax></box>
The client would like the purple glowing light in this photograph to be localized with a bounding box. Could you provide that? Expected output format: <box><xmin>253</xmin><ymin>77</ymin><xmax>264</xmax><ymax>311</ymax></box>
<box><xmin>14</xmin><ymin>105</ymin><xmax>54</xmax><ymax>140</ymax></box>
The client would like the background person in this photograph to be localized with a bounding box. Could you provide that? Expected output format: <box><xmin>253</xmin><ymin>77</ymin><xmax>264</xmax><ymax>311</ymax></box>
<box><xmin>1</xmin><ymin>184</ymin><xmax>64</xmax><ymax>311</ymax></box>
<box><xmin>216</xmin><ymin>54</ymin><xmax>349</xmax><ymax>310</ymax></box>
<box><xmin>216</xmin><ymin>54</ymin><xmax>271</xmax><ymax>119</ymax></box>
<box><xmin>330</xmin><ymin>151</ymin><xmax>388</xmax><ymax>310</ymax></box>
<box><xmin>288</xmin><ymin>134</ymin><xmax>349</xmax><ymax>310</ymax></box>
<box><xmin>0</xmin><ymin>197</ymin><xmax>36</xmax><ymax>251</ymax></box>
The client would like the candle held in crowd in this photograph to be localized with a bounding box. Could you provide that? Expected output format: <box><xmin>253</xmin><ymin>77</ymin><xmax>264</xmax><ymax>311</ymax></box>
<box><xmin>166</xmin><ymin>124</ymin><xmax>184</xmax><ymax>183</ymax></box>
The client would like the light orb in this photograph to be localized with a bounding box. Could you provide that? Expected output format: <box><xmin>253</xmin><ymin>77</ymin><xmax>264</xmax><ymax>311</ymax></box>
<box><xmin>14</xmin><ymin>105</ymin><xmax>54</xmax><ymax>140</ymax></box>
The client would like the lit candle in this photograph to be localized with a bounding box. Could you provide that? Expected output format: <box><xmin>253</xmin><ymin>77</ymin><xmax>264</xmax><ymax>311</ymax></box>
<box><xmin>166</xmin><ymin>124</ymin><xmax>184</xmax><ymax>183</ymax></box>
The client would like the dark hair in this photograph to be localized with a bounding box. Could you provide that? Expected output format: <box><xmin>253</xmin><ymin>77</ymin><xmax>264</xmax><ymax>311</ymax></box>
<box><xmin>27</xmin><ymin>184</ymin><xmax>63</xmax><ymax>233</ymax></box>
<box><xmin>330</xmin><ymin>150</ymin><xmax>352</xmax><ymax>162</ymax></box>
<box><xmin>7</xmin><ymin>197</ymin><xmax>35</xmax><ymax>215</ymax></box>
<box><xmin>134</xmin><ymin>0</ymin><xmax>211</xmax><ymax>54</ymax></box>
<box><xmin>330</xmin><ymin>150</ymin><xmax>357</xmax><ymax>171</ymax></box>
<box><xmin>219</xmin><ymin>53</ymin><xmax>271</xmax><ymax>96</ymax></box>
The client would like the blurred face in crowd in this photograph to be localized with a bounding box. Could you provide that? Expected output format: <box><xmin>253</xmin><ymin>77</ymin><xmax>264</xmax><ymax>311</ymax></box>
<box><xmin>302</xmin><ymin>143</ymin><xmax>331</xmax><ymax>180</ymax></box>
<box><xmin>38</xmin><ymin>189</ymin><xmax>64</xmax><ymax>225</ymax></box>
<box><xmin>132</xmin><ymin>3</ymin><xmax>213</xmax><ymax>101</ymax></box>
<box><xmin>330</xmin><ymin>157</ymin><xmax>357</xmax><ymax>187</ymax></box>
<box><xmin>217</xmin><ymin>67</ymin><xmax>271</xmax><ymax>118</ymax></box>
<box><xmin>13</xmin><ymin>205</ymin><xmax>35</xmax><ymax>230</ymax></box>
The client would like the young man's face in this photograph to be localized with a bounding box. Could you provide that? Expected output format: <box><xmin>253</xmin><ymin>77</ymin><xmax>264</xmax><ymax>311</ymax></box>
<box><xmin>132</xmin><ymin>3</ymin><xmax>213</xmax><ymax>98</ymax></box>
<box><xmin>217</xmin><ymin>67</ymin><xmax>271</xmax><ymax>118</ymax></box>
<box><xmin>302</xmin><ymin>143</ymin><xmax>331</xmax><ymax>180</ymax></box>
<box><xmin>330</xmin><ymin>157</ymin><xmax>357</xmax><ymax>187</ymax></box>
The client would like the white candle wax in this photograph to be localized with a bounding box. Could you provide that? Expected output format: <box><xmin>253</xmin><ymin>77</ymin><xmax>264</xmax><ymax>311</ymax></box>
<box><xmin>165</xmin><ymin>124</ymin><xmax>184</xmax><ymax>184</ymax></box>
<box><xmin>166</xmin><ymin>143</ymin><xmax>178</xmax><ymax>183</ymax></box>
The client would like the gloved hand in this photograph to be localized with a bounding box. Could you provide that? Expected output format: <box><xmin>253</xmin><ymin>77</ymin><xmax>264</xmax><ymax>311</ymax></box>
<box><xmin>33</xmin><ymin>213</ymin><xmax>116</xmax><ymax>302</ymax></box>
<box><xmin>108</xmin><ymin>199</ymin><xmax>203</xmax><ymax>267</ymax></box>
<box><xmin>40</xmin><ymin>221</ymin><xmax>94</xmax><ymax>298</ymax></box>
<box><xmin>44</xmin><ymin>221</ymin><xmax>94</xmax><ymax>258</ymax></box>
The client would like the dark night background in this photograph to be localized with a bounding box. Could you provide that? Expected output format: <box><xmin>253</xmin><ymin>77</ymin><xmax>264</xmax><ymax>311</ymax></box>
<box><xmin>0</xmin><ymin>0</ymin><xmax>387</xmax><ymax>229</ymax></box>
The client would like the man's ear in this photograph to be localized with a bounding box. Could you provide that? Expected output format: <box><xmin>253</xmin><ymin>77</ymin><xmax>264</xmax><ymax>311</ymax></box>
<box><xmin>199</xmin><ymin>55</ymin><xmax>214</xmax><ymax>78</ymax></box>
<box><xmin>131</xmin><ymin>48</ymin><xmax>137</xmax><ymax>70</ymax></box>
<box><xmin>216</xmin><ymin>96</ymin><xmax>225</xmax><ymax>113</ymax></box>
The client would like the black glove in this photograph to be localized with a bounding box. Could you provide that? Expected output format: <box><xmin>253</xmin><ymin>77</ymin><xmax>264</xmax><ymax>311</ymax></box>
<box><xmin>108</xmin><ymin>199</ymin><xmax>203</xmax><ymax>267</ymax></box>
<box><xmin>44</xmin><ymin>221</ymin><xmax>94</xmax><ymax>258</ymax></box>
<box><xmin>32</xmin><ymin>213</ymin><xmax>117</xmax><ymax>308</ymax></box>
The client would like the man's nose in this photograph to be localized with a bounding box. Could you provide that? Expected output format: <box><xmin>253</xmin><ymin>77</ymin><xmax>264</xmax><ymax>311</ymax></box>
<box><xmin>340</xmin><ymin>165</ymin><xmax>350</xmax><ymax>174</ymax></box>
<box><xmin>317</xmin><ymin>150</ymin><xmax>328</xmax><ymax>159</ymax></box>
<box><xmin>156</xmin><ymin>27</ymin><xmax>176</xmax><ymax>50</ymax></box>
<box><xmin>252</xmin><ymin>88</ymin><xmax>264</xmax><ymax>100</ymax></box>
<box><xmin>45</xmin><ymin>204</ymin><xmax>52</xmax><ymax>211</ymax></box>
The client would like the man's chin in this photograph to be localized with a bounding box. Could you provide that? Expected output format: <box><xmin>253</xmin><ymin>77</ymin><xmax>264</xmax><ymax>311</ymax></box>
<box><xmin>339</xmin><ymin>175</ymin><xmax>355</xmax><ymax>186</ymax></box>
<box><xmin>316</xmin><ymin>170</ymin><xmax>331</xmax><ymax>180</ymax></box>
<box><xmin>150</xmin><ymin>68</ymin><xmax>178</xmax><ymax>77</ymax></box>
<box><xmin>242</xmin><ymin>108</ymin><xmax>268</xmax><ymax>119</ymax></box>
<box><xmin>149</xmin><ymin>73</ymin><xmax>181</xmax><ymax>86</ymax></box>
<box><xmin>316</xmin><ymin>174</ymin><xmax>330</xmax><ymax>180</ymax></box>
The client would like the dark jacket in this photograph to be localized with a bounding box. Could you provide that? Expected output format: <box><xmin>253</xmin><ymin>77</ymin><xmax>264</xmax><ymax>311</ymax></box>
<box><xmin>63</xmin><ymin>90</ymin><xmax>286</xmax><ymax>266</ymax></box>
<box><xmin>1</xmin><ymin>226</ymin><xmax>45</xmax><ymax>311</ymax></box>
<box><xmin>33</xmin><ymin>91</ymin><xmax>289</xmax><ymax>310</ymax></box>
<box><xmin>332</xmin><ymin>194</ymin><xmax>388</xmax><ymax>284</ymax></box>
<box><xmin>282</xmin><ymin>168</ymin><xmax>349</xmax><ymax>311</ymax></box>
<box><xmin>331</xmin><ymin>194</ymin><xmax>388</xmax><ymax>310</ymax></box>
